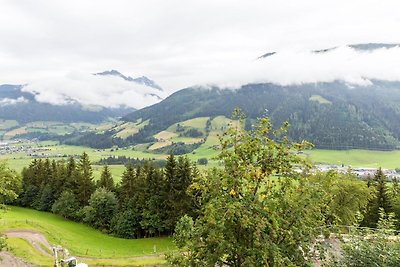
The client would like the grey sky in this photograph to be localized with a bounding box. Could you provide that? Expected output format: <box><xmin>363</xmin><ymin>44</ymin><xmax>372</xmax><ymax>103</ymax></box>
<box><xmin>1</xmin><ymin>0</ymin><xmax>400</xmax><ymax>107</ymax></box>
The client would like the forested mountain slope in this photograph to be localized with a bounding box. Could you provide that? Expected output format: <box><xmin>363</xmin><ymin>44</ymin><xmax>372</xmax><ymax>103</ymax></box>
<box><xmin>0</xmin><ymin>84</ymin><xmax>132</xmax><ymax>123</ymax></box>
<box><xmin>123</xmin><ymin>81</ymin><xmax>400</xmax><ymax>150</ymax></box>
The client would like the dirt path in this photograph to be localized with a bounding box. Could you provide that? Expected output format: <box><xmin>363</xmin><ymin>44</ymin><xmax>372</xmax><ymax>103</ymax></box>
<box><xmin>0</xmin><ymin>252</ymin><xmax>35</xmax><ymax>267</ymax></box>
<box><xmin>5</xmin><ymin>230</ymin><xmax>53</xmax><ymax>257</ymax></box>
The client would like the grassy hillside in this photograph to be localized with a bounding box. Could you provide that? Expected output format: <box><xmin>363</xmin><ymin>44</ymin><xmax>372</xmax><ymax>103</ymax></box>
<box><xmin>1</xmin><ymin>206</ymin><xmax>173</xmax><ymax>265</ymax></box>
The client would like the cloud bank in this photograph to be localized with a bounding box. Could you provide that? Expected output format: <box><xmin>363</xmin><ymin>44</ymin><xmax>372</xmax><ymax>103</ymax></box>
<box><xmin>0</xmin><ymin>96</ymin><xmax>28</xmax><ymax>106</ymax></box>
<box><xmin>22</xmin><ymin>72</ymin><xmax>166</xmax><ymax>109</ymax></box>
<box><xmin>17</xmin><ymin>45</ymin><xmax>400</xmax><ymax>109</ymax></box>
<box><xmin>197</xmin><ymin>45</ymin><xmax>400</xmax><ymax>88</ymax></box>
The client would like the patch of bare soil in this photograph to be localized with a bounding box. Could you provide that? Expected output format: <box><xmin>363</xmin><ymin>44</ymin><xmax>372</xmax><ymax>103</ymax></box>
<box><xmin>5</xmin><ymin>230</ymin><xmax>52</xmax><ymax>257</ymax></box>
<box><xmin>0</xmin><ymin>252</ymin><xmax>35</xmax><ymax>267</ymax></box>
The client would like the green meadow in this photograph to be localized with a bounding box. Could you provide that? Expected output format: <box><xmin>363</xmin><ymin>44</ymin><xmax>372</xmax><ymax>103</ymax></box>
<box><xmin>307</xmin><ymin>149</ymin><xmax>400</xmax><ymax>169</ymax></box>
<box><xmin>1</xmin><ymin>206</ymin><xmax>173</xmax><ymax>266</ymax></box>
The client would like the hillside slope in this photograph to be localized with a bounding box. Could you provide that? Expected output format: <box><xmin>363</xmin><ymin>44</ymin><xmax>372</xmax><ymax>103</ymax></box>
<box><xmin>123</xmin><ymin>81</ymin><xmax>400</xmax><ymax>150</ymax></box>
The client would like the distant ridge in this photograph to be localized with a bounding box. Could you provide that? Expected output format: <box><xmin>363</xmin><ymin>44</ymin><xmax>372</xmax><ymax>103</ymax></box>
<box><xmin>95</xmin><ymin>70</ymin><xmax>163</xmax><ymax>91</ymax></box>
<box><xmin>122</xmin><ymin>80</ymin><xmax>400</xmax><ymax>150</ymax></box>
<box><xmin>259</xmin><ymin>43</ymin><xmax>400</xmax><ymax>59</ymax></box>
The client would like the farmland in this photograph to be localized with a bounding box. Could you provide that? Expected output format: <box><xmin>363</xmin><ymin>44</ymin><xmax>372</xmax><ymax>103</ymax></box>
<box><xmin>1</xmin><ymin>116</ymin><xmax>400</xmax><ymax>179</ymax></box>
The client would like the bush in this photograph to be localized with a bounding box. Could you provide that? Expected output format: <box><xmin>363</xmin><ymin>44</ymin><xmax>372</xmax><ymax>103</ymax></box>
<box><xmin>82</xmin><ymin>188</ymin><xmax>117</xmax><ymax>230</ymax></box>
<box><xmin>183</xmin><ymin>129</ymin><xmax>203</xmax><ymax>138</ymax></box>
<box><xmin>52</xmin><ymin>191</ymin><xmax>80</xmax><ymax>220</ymax></box>
<box><xmin>197</xmin><ymin>158</ymin><xmax>208</xmax><ymax>165</ymax></box>
<box><xmin>0</xmin><ymin>234</ymin><xmax>6</xmax><ymax>251</ymax></box>
<box><xmin>111</xmin><ymin>209</ymin><xmax>142</xmax><ymax>238</ymax></box>
<box><xmin>329</xmin><ymin>210</ymin><xmax>400</xmax><ymax>267</ymax></box>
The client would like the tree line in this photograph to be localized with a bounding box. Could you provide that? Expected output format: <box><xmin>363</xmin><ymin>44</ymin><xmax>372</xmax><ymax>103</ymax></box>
<box><xmin>15</xmin><ymin>153</ymin><xmax>198</xmax><ymax>237</ymax></box>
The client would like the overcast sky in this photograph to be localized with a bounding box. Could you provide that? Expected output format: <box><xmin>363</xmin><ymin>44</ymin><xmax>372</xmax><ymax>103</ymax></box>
<box><xmin>1</xmin><ymin>0</ymin><xmax>400</xmax><ymax>107</ymax></box>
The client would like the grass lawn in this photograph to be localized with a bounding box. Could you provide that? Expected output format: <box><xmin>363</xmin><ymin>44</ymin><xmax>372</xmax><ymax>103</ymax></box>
<box><xmin>0</xmin><ymin>207</ymin><xmax>174</xmax><ymax>259</ymax></box>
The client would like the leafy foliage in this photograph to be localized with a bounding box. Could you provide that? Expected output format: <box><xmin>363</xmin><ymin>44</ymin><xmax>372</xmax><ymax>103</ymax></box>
<box><xmin>83</xmin><ymin>188</ymin><xmax>117</xmax><ymax>230</ymax></box>
<box><xmin>308</xmin><ymin>171</ymin><xmax>373</xmax><ymax>226</ymax></box>
<box><xmin>330</xmin><ymin>210</ymin><xmax>400</xmax><ymax>267</ymax></box>
<box><xmin>0</xmin><ymin>161</ymin><xmax>22</xmax><ymax>251</ymax></box>
<box><xmin>169</xmin><ymin>111</ymin><xmax>324</xmax><ymax>266</ymax></box>
<box><xmin>51</xmin><ymin>190</ymin><xmax>80</xmax><ymax>220</ymax></box>
<box><xmin>0</xmin><ymin>162</ymin><xmax>21</xmax><ymax>205</ymax></box>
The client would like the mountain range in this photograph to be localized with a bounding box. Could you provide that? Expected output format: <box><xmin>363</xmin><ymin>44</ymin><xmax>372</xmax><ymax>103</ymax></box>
<box><xmin>0</xmin><ymin>70</ymin><xmax>163</xmax><ymax>123</ymax></box>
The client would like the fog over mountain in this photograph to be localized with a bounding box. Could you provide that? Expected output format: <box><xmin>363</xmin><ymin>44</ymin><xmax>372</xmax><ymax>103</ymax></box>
<box><xmin>21</xmin><ymin>70</ymin><xmax>165</xmax><ymax>109</ymax></box>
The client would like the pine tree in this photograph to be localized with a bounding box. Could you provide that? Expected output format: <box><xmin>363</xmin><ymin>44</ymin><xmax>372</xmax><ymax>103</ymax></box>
<box><xmin>392</xmin><ymin>177</ymin><xmax>399</xmax><ymax>197</ymax></box>
<box><xmin>163</xmin><ymin>155</ymin><xmax>194</xmax><ymax>233</ymax></box>
<box><xmin>65</xmin><ymin>157</ymin><xmax>78</xmax><ymax>189</ymax></box>
<box><xmin>76</xmin><ymin>152</ymin><xmax>95</xmax><ymax>205</ymax></box>
<box><xmin>375</xmin><ymin>168</ymin><xmax>392</xmax><ymax>213</ymax></box>
<box><xmin>141</xmin><ymin>164</ymin><xmax>166</xmax><ymax>236</ymax></box>
<box><xmin>119</xmin><ymin>165</ymin><xmax>135</xmax><ymax>206</ymax></box>
<box><xmin>97</xmin><ymin>165</ymin><xmax>115</xmax><ymax>191</ymax></box>
<box><xmin>362</xmin><ymin>167</ymin><xmax>393</xmax><ymax>228</ymax></box>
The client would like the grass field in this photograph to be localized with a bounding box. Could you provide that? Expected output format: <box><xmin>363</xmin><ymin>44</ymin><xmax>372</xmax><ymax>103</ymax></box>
<box><xmin>148</xmin><ymin>140</ymin><xmax>172</xmax><ymax>150</ymax></box>
<box><xmin>307</xmin><ymin>149</ymin><xmax>400</xmax><ymax>169</ymax></box>
<box><xmin>154</xmin><ymin>131</ymin><xmax>178</xmax><ymax>140</ymax></box>
<box><xmin>7</xmin><ymin>237</ymin><xmax>54</xmax><ymax>266</ymax></box>
<box><xmin>167</xmin><ymin>117</ymin><xmax>209</xmax><ymax>133</ymax></box>
<box><xmin>0</xmin><ymin>119</ymin><xmax>19</xmax><ymax>130</ymax></box>
<box><xmin>4</xmin><ymin>127</ymin><xmax>27</xmax><ymax>139</ymax></box>
<box><xmin>1</xmin><ymin>206</ymin><xmax>173</xmax><ymax>265</ymax></box>
<box><xmin>114</xmin><ymin>122</ymin><xmax>140</xmax><ymax>139</ymax></box>
<box><xmin>309</xmin><ymin>94</ymin><xmax>332</xmax><ymax>104</ymax></box>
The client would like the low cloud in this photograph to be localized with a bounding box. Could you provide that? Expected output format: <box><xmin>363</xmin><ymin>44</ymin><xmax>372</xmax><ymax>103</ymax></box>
<box><xmin>0</xmin><ymin>97</ymin><xmax>28</xmax><ymax>106</ymax></box>
<box><xmin>18</xmin><ymin>46</ymin><xmax>400</xmax><ymax>110</ymax></box>
<box><xmin>193</xmin><ymin>45</ymin><xmax>400</xmax><ymax>89</ymax></box>
<box><xmin>22</xmin><ymin>71</ymin><xmax>166</xmax><ymax>109</ymax></box>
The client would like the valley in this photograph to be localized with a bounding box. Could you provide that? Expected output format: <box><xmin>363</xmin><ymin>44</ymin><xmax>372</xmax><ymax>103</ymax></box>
<box><xmin>2</xmin><ymin>1</ymin><xmax>400</xmax><ymax>265</ymax></box>
<box><xmin>1</xmin><ymin>52</ymin><xmax>400</xmax><ymax>267</ymax></box>
<box><xmin>2</xmin><ymin>114</ymin><xmax>400</xmax><ymax>178</ymax></box>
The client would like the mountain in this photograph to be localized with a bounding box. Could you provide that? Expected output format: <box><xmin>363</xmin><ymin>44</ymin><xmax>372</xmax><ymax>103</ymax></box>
<box><xmin>122</xmin><ymin>81</ymin><xmax>400</xmax><ymax>150</ymax></box>
<box><xmin>95</xmin><ymin>70</ymin><xmax>163</xmax><ymax>91</ymax></box>
<box><xmin>0</xmin><ymin>84</ymin><xmax>133</xmax><ymax>123</ymax></box>
<box><xmin>259</xmin><ymin>42</ymin><xmax>400</xmax><ymax>58</ymax></box>
<box><xmin>0</xmin><ymin>70</ymin><xmax>165</xmax><ymax>123</ymax></box>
